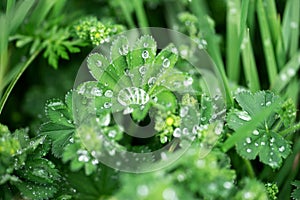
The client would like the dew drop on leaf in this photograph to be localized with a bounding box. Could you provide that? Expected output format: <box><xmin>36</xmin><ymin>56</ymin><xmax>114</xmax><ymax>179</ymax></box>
<box><xmin>183</xmin><ymin>77</ymin><xmax>193</xmax><ymax>86</ymax></box>
<box><xmin>279</xmin><ymin>146</ymin><xmax>285</xmax><ymax>152</ymax></box>
<box><xmin>148</xmin><ymin>77</ymin><xmax>157</xmax><ymax>87</ymax></box>
<box><xmin>246</xmin><ymin>148</ymin><xmax>252</xmax><ymax>153</ymax></box>
<box><xmin>108</xmin><ymin>130</ymin><xmax>117</xmax><ymax>138</ymax></box>
<box><xmin>142</xmin><ymin>50</ymin><xmax>149</xmax><ymax>59</ymax></box>
<box><xmin>139</xmin><ymin>66</ymin><xmax>146</xmax><ymax>75</ymax></box>
<box><xmin>180</xmin><ymin>106</ymin><xmax>189</xmax><ymax>117</ymax></box>
<box><xmin>91</xmin><ymin>87</ymin><xmax>102</xmax><ymax>96</ymax></box>
<box><xmin>246</xmin><ymin>137</ymin><xmax>251</xmax><ymax>144</ymax></box>
<box><xmin>104</xmin><ymin>90</ymin><xmax>113</xmax><ymax>98</ymax></box>
<box><xmin>162</xmin><ymin>58</ymin><xmax>170</xmax><ymax>68</ymax></box>
<box><xmin>237</xmin><ymin>111</ymin><xmax>252</xmax><ymax>121</ymax></box>
<box><xmin>96</xmin><ymin>60</ymin><xmax>102</xmax><ymax>67</ymax></box>
<box><xmin>253</xmin><ymin>130</ymin><xmax>259</xmax><ymax>135</ymax></box>
<box><xmin>173</xmin><ymin>128</ymin><xmax>181</xmax><ymax>137</ymax></box>
<box><xmin>104</xmin><ymin>102</ymin><xmax>112</xmax><ymax>108</ymax></box>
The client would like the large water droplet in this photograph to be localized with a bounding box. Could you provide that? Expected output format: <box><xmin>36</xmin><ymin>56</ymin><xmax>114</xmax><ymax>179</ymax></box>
<box><xmin>237</xmin><ymin>111</ymin><xmax>251</xmax><ymax>121</ymax></box>
<box><xmin>118</xmin><ymin>87</ymin><xmax>149</xmax><ymax>106</ymax></box>
<box><xmin>162</xmin><ymin>58</ymin><xmax>170</xmax><ymax>68</ymax></box>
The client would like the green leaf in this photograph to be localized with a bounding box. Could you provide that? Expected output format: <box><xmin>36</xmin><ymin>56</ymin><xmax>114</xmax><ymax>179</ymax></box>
<box><xmin>41</xmin><ymin>91</ymin><xmax>75</xmax><ymax>157</ymax></box>
<box><xmin>87</xmin><ymin>53</ymin><xmax>118</xmax><ymax>89</ymax></box>
<box><xmin>226</xmin><ymin>91</ymin><xmax>292</xmax><ymax>168</ymax></box>
<box><xmin>292</xmin><ymin>180</ymin><xmax>300</xmax><ymax>200</ymax></box>
<box><xmin>155</xmin><ymin>90</ymin><xmax>177</xmax><ymax>112</ymax></box>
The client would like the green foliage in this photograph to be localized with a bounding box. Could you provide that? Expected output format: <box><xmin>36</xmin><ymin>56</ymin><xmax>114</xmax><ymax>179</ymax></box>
<box><xmin>73</xmin><ymin>16</ymin><xmax>125</xmax><ymax>46</ymax></box>
<box><xmin>227</xmin><ymin>91</ymin><xmax>293</xmax><ymax>168</ymax></box>
<box><xmin>0</xmin><ymin>124</ymin><xmax>60</xmax><ymax>200</ymax></box>
<box><xmin>292</xmin><ymin>181</ymin><xmax>300</xmax><ymax>200</ymax></box>
<box><xmin>265</xmin><ymin>183</ymin><xmax>279</xmax><ymax>200</ymax></box>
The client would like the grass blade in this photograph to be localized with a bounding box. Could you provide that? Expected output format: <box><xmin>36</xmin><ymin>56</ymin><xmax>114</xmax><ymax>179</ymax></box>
<box><xmin>190</xmin><ymin>0</ymin><xmax>233</xmax><ymax>107</ymax></box>
<box><xmin>241</xmin><ymin>29</ymin><xmax>260</xmax><ymax>91</ymax></box>
<box><xmin>271</xmin><ymin>52</ymin><xmax>300</xmax><ymax>93</ymax></box>
<box><xmin>282</xmin><ymin>0</ymin><xmax>300</xmax><ymax>59</ymax></box>
<box><xmin>9</xmin><ymin>0</ymin><xmax>35</xmax><ymax>33</ymax></box>
<box><xmin>256</xmin><ymin>0</ymin><xmax>278</xmax><ymax>85</ymax></box>
<box><xmin>226</xmin><ymin>0</ymin><xmax>241</xmax><ymax>82</ymax></box>
<box><xmin>28</xmin><ymin>0</ymin><xmax>57</xmax><ymax>27</ymax></box>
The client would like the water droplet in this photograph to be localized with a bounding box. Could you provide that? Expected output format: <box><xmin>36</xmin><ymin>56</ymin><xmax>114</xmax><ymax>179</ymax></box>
<box><xmin>96</xmin><ymin>60</ymin><xmax>102</xmax><ymax>67</ymax></box>
<box><xmin>148</xmin><ymin>77</ymin><xmax>156</xmax><ymax>87</ymax></box>
<box><xmin>173</xmin><ymin>128</ymin><xmax>181</xmax><ymax>138</ymax></box>
<box><xmin>261</xmin><ymin>141</ymin><xmax>266</xmax><ymax>146</ymax></box>
<box><xmin>287</xmin><ymin>68</ymin><xmax>296</xmax><ymax>76</ymax></box>
<box><xmin>246</xmin><ymin>148</ymin><xmax>252</xmax><ymax>153</ymax></box>
<box><xmin>200</xmin><ymin>117</ymin><xmax>207</xmax><ymax>121</ymax></box>
<box><xmin>162</xmin><ymin>58</ymin><xmax>170</xmax><ymax>68</ymax></box>
<box><xmin>104</xmin><ymin>90</ymin><xmax>113</xmax><ymax>98</ymax></box>
<box><xmin>279</xmin><ymin>146</ymin><xmax>285</xmax><ymax>152</ymax></box>
<box><xmin>139</xmin><ymin>66</ymin><xmax>146</xmax><ymax>75</ymax></box>
<box><xmin>180</xmin><ymin>106</ymin><xmax>189</xmax><ymax>117</ymax></box>
<box><xmin>253</xmin><ymin>130</ymin><xmax>259</xmax><ymax>135</ymax></box>
<box><xmin>160</xmin><ymin>136</ymin><xmax>168</xmax><ymax>143</ymax></box>
<box><xmin>183</xmin><ymin>77</ymin><xmax>193</xmax><ymax>86</ymax></box>
<box><xmin>152</xmin><ymin>96</ymin><xmax>158</xmax><ymax>102</ymax></box>
<box><xmin>223</xmin><ymin>182</ymin><xmax>232</xmax><ymax>189</ymax></box>
<box><xmin>91</xmin><ymin>87</ymin><xmax>103</xmax><ymax>96</ymax></box>
<box><xmin>108</xmin><ymin>130</ymin><xmax>117</xmax><ymax>138</ymax></box>
<box><xmin>270</xmin><ymin>137</ymin><xmax>275</xmax><ymax>143</ymax></box>
<box><xmin>280</xmin><ymin>73</ymin><xmax>287</xmax><ymax>81</ymax></box>
<box><xmin>78</xmin><ymin>154</ymin><xmax>89</xmax><ymax>162</ymax></box>
<box><xmin>137</xmin><ymin>185</ymin><xmax>149</xmax><ymax>197</ymax></box>
<box><xmin>254</xmin><ymin>143</ymin><xmax>258</xmax><ymax>146</ymax></box>
<box><xmin>143</xmin><ymin>42</ymin><xmax>149</xmax><ymax>47</ymax></box>
<box><xmin>142</xmin><ymin>50</ymin><xmax>149</xmax><ymax>59</ymax></box>
<box><xmin>182</xmin><ymin>128</ymin><xmax>189</xmax><ymax>135</ymax></box>
<box><xmin>119</xmin><ymin>44</ymin><xmax>129</xmax><ymax>55</ymax></box>
<box><xmin>266</xmin><ymin>101</ymin><xmax>271</xmax><ymax>106</ymax></box>
<box><xmin>162</xmin><ymin>188</ymin><xmax>177</xmax><ymax>200</ymax></box>
<box><xmin>161</xmin><ymin>152</ymin><xmax>168</xmax><ymax>160</ymax></box>
<box><xmin>244</xmin><ymin>192</ymin><xmax>253</xmax><ymax>199</ymax></box>
<box><xmin>290</xmin><ymin>21</ymin><xmax>298</xmax><ymax>29</ymax></box>
<box><xmin>104</xmin><ymin>102</ymin><xmax>112</xmax><ymax>108</ymax></box>
<box><xmin>246</xmin><ymin>137</ymin><xmax>252</xmax><ymax>144</ymax></box>
<box><xmin>237</xmin><ymin>111</ymin><xmax>251</xmax><ymax>121</ymax></box>
<box><xmin>92</xmin><ymin>159</ymin><xmax>99</xmax><ymax>165</ymax></box>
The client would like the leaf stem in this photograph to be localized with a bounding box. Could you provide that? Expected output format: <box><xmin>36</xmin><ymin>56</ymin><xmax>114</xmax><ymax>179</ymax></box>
<box><xmin>133</xmin><ymin>0</ymin><xmax>150</xmax><ymax>33</ymax></box>
<box><xmin>279</xmin><ymin>121</ymin><xmax>300</xmax><ymax>136</ymax></box>
<box><xmin>243</xmin><ymin>158</ymin><xmax>255</xmax><ymax>178</ymax></box>
<box><xmin>0</xmin><ymin>48</ymin><xmax>42</xmax><ymax>115</ymax></box>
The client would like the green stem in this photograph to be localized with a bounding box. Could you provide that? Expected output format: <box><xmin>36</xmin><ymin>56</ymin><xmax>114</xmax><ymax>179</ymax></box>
<box><xmin>133</xmin><ymin>0</ymin><xmax>149</xmax><ymax>33</ymax></box>
<box><xmin>117</xmin><ymin>0</ymin><xmax>135</xmax><ymax>29</ymax></box>
<box><xmin>0</xmin><ymin>48</ymin><xmax>42</xmax><ymax>115</ymax></box>
<box><xmin>243</xmin><ymin>158</ymin><xmax>255</xmax><ymax>178</ymax></box>
<box><xmin>279</xmin><ymin>121</ymin><xmax>300</xmax><ymax>136</ymax></box>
